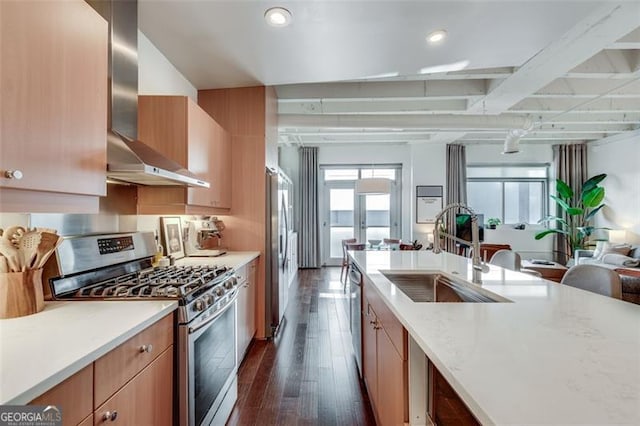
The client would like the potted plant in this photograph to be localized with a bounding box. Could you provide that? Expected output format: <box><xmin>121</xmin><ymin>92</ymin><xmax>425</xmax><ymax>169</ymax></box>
<box><xmin>535</xmin><ymin>174</ymin><xmax>608</xmax><ymax>261</ymax></box>
<box><xmin>487</xmin><ymin>218</ymin><xmax>501</xmax><ymax>229</ymax></box>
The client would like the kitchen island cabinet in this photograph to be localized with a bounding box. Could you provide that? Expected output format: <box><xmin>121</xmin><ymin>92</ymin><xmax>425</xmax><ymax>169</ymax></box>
<box><xmin>362</xmin><ymin>275</ymin><xmax>408</xmax><ymax>426</ymax></box>
<box><xmin>349</xmin><ymin>250</ymin><xmax>640</xmax><ymax>424</ymax></box>
<box><xmin>0</xmin><ymin>0</ymin><xmax>108</xmax><ymax>213</ymax></box>
<box><xmin>137</xmin><ymin>95</ymin><xmax>231</xmax><ymax>214</ymax></box>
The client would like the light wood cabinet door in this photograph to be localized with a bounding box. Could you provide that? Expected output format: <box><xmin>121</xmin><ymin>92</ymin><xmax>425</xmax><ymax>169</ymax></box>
<box><xmin>94</xmin><ymin>313</ymin><xmax>174</xmax><ymax>407</ymax></box>
<box><xmin>362</xmin><ymin>302</ymin><xmax>378</xmax><ymax>412</ymax></box>
<box><xmin>137</xmin><ymin>95</ymin><xmax>232</xmax><ymax>212</ymax></box>
<box><xmin>30</xmin><ymin>365</ymin><xmax>93</xmax><ymax>426</ymax></box>
<box><xmin>94</xmin><ymin>346</ymin><xmax>173</xmax><ymax>426</ymax></box>
<box><xmin>377</xmin><ymin>328</ymin><xmax>407</xmax><ymax>426</ymax></box>
<box><xmin>0</xmin><ymin>0</ymin><xmax>107</xmax><ymax>197</ymax></box>
<box><xmin>187</xmin><ymin>100</ymin><xmax>215</xmax><ymax>207</ymax></box>
<box><xmin>363</xmin><ymin>281</ymin><xmax>409</xmax><ymax>426</ymax></box>
<box><xmin>247</xmin><ymin>260</ymin><xmax>257</xmax><ymax>340</ymax></box>
<box><xmin>236</xmin><ymin>259</ymin><xmax>257</xmax><ymax>364</ymax></box>
<box><xmin>213</xmin><ymin>124</ymin><xmax>232</xmax><ymax>209</ymax></box>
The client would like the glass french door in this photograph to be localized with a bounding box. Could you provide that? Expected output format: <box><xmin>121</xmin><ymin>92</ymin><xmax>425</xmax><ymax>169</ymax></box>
<box><xmin>321</xmin><ymin>166</ymin><xmax>401</xmax><ymax>266</ymax></box>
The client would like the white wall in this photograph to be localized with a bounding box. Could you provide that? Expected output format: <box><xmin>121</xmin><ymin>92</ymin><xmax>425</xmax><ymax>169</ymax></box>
<box><xmin>588</xmin><ymin>131</ymin><xmax>640</xmax><ymax>244</ymax></box>
<box><xmin>410</xmin><ymin>143</ymin><xmax>447</xmax><ymax>246</ymax></box>
<box><xmin>138</xmin><ymin>31</ymin><xmax>198</xmax><ymax>100</ymax></box>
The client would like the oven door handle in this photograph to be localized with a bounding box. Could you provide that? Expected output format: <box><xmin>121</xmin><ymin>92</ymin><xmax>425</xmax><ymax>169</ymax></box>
<box><xmin>188</xmin><ymin>290</ymin><xmax>239</xmax><ymax>334</ymax></box>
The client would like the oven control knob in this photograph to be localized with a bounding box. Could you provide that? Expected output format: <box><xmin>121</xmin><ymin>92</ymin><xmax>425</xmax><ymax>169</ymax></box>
<box><xmin>224</xmin><ymin>279</ymin><xmax>236</xmax><ymax>290</ymax></box>
<box><xmin>215</xmin><ymin>287</ymin><xmax>225</xmax><ymax>297</ymax></box>
<box><xmin>194</xmin><ymin>299</ymin><xmax>205</xmax><ymax>312</ymax></box>
<box><xmin>204</xmin><ymin>294</ymin><xmax>214</xmax><ymax>306</ymax></box>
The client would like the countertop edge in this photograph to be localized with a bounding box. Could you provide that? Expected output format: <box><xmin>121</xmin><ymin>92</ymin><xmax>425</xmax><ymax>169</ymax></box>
<box><xmin>3</xmin><ymin>301</ymin><xmax>178</xmax><ymax>405</ymax></box>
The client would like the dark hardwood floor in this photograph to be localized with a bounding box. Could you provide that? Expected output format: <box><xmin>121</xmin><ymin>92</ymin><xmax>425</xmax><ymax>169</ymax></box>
<box><xmin>227</xmin><ymin>267</ymin><xmax>376</xmax><ymax>425</ymax></box>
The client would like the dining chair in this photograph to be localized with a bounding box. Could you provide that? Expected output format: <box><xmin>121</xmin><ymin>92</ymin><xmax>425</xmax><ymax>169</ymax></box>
<box><xmin>477</xmin><ymin>243</ymin><xmax>512</xmax><ymax>262</ymax></box>
<box><xmin>340</xmin><ymin>238</ymin><xmax>357</xmax><ymax>283</ymax></box>
<box><xmin>560</xmin><ymin>264</ymin><xmax>622</xmax><ymax>299</ymax></box>
<box><xmin>345</xmin><ymin>243</ymin><xmax>367</xmax><ymax>251</ymax></box>
<box><xmin>489</xmin><ymin>249</ymin><xmax>522</xmax><ymax>271</ymax></box>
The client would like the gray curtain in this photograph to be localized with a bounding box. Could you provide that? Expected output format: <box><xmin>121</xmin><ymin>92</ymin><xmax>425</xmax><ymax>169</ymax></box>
<box><xmin>553</xmin><ymin>144</ymin><xmax>588</xmax><ymax>264</ymax></box>
<box><xmin>445</xmin><ymin>144</ymin><xmax>467</xmax><ymax>253</ymax></box>
<box><xmin>298</xmin><ymin>147</ymin><xmax>321</xmax><ymax>268</ymax></box>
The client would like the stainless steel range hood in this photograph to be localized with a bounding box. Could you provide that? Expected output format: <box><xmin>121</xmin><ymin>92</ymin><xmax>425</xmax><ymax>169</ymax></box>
<box><xmin>88</xmin><ymin>0</ymin><xmax>209</xmax><ymax>188</ymax></box>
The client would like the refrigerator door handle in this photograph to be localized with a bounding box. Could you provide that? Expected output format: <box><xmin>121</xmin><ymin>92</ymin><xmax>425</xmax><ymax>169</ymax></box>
<box><xmin>281</xmin><ymin>194</ymin><xmax>288</xmax><ymax>270</ymax></box>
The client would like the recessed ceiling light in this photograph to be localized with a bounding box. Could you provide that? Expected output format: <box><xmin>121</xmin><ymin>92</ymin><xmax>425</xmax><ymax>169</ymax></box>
<box><xmin>427</xmin><ymin>30</ymin><xmax>447</xmax><ymax>44</ymax></box>
<box><xmin>265</xmin><ymin>7</ymin><xmax>292</xmax><ymax>27</ymax></box>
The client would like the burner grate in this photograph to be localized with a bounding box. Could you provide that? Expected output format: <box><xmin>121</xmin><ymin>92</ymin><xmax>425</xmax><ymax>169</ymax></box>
<box><xmin>70</xmin><ymin>265</ymin><xmax>229</xmax><ymax>300</ymax></box>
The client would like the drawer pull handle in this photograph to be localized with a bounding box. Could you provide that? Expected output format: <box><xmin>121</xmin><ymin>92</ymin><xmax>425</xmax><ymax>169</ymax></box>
<box><xmin>3</xmin><ymin>170</ymin><xmax>23</xmax><ymax>180</ymax></box>
<box><xmin>102</xmin><ymin>410</ymin><xmax>118</xmax><ymax>421</ymax></box>
<box><xmin>139</xmin><ymin>344</ymin><xmax>153</xmax><ymax>353</ymax></box>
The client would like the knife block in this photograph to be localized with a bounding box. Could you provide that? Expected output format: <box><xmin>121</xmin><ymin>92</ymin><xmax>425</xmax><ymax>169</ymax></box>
<box><xmin>0</xmin><ymin>269</ymin><xmax>45</xmax><ymax>319</ymax></box>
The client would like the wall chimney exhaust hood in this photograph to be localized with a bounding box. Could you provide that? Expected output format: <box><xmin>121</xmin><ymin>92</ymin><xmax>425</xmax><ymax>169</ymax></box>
<box><xmin>88</xmin><ymin>0</ymin><xmax>209</xmax><ymax>188</ymax></box>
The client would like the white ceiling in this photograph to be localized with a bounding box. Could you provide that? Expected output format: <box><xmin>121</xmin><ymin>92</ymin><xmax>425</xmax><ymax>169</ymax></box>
<box><xmin>139</xmin><ymin>1</ymin><xmax>640</xmax><ymax>147</ymax></box>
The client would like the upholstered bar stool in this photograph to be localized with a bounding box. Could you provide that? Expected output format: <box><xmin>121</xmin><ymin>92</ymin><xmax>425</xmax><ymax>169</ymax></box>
<box><xmin>561</xmin><ymin>264</ymin><xmax>622</xmax><ymax>299</ymax></box>
<box><xmin>340</xmin><ymin>238</ymin><xmax>357</xmax><ymax>283</ymax></box>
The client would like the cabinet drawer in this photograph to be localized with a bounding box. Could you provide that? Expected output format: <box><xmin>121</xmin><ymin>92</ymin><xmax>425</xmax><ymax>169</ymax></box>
<box><xmin>94</xmin><ymin>346</ymin><xmax>173</xmax><ymax>426</ymax></box>
<box><xmin>30</xmin><ymin>364</ymin><xmax>93</xmax><ymax>426</ymax></box>
<box><xmin>363</xmin><ymin>276</ymin><xmax>407</xmax><ymax>359</ymax></box>
<box><xmin>94</xmin><ymin>313</ymin><xmax>174</xmax><ymax>407</ymax></box>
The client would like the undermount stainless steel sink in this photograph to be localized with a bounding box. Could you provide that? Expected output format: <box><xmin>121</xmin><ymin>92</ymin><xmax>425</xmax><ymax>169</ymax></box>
<box><xmin>381</xmin><ymin>271</ymin><xmax>507</xmax><ymax>303</ymax></box>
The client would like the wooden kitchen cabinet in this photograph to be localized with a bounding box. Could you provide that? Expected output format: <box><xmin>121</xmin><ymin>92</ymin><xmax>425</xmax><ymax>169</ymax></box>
<box><xmin>236</xmin><ymin>258</ymin><xmax>257</xmax><ymax>365</ymax></box>
<box><xmin>0</xmin><ymin>0</ymin><xmax>108</xmax><ymax>213</ymax></box>
<box><xmin>137</xmin><ymin>96</ymin><xmax>231</xmax><ymax>214</ymax></box>
<box><xmin>363</xmin><ymin>276</ymin><xmax>408</xmax><ymax>425</ymax></box>
<box><xmin>93</xmin><ymin>313</ymin><xmax>174</xmax><ymax>406</ymax></box>
<box><xmin>28</xmin><ymin>313</ymin><xmax>174</xmax><ymax>426</ymax></box>
<box><xmin>429</xmin><ymin>362</ymin><xmax>480</xmax><ymax>425</ymax></box>
<box><xmin>30</xmin><ymin>365</ymin><xmax>93</xmax><ymax>426</ymax></box>
<box><xmin>94</xmin><ymin>347</ymin><xmax>173</xmax><ymax>426</ymax></box>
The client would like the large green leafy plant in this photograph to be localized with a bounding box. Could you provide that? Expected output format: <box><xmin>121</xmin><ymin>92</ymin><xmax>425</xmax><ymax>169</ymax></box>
<box><xmin>535</xmin><ymin>174</ymin><xmax>608</xmax><ymax>258</ymax></box>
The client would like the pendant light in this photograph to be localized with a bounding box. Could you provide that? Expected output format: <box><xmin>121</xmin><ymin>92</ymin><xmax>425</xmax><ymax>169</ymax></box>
<box><xmin>355</xmin><ymin>177</ymin><xmax>391</xmax><ymax>195</ymax></box>
<box><xmin>355</xmin><ymin>167</ymin><xmax>391</xmax><ymax>195</ymax></box>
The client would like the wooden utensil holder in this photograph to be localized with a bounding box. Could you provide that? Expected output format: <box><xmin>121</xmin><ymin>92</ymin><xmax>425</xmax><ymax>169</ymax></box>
<box><xmin>0</xmin><ymin>269</ymin><xmax>45</xmax><ymax>319</ymax></box>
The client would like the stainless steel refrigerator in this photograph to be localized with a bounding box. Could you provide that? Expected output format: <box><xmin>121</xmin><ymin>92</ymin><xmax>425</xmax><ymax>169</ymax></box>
<box><xmin>265</xmin><ymin>167</ymin><xmax>293</xmax><ymax>337</ymax></box>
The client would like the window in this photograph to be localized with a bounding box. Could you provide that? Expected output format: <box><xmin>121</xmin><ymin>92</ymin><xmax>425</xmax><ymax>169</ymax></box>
<box><xmin>320</xmin><ymin>165</ymin><xmax>402</xmax><ymax>265</ymax></box>
<box><xmin>466</xmin><ymin>165</ymin><xmax>548</xmax><ymax>225</ymax></box>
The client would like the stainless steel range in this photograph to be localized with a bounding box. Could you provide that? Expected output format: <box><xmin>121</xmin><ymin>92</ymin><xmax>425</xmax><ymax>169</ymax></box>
<box><xmin>44</xmin><ymin>231</ymin><xmax>239</xmax><ymax>426</ymax></box>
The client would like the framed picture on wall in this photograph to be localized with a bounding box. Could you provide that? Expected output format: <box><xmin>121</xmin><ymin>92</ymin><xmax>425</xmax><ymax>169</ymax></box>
<box><xmin>161</xmin><ymin>216</ymin><xmax>185</xmax><ymax>259</ymax></box>
<box><xmin>416</xmin><ymin>185</ymin><xmax>443</xmax><ymax>223</ymax></box>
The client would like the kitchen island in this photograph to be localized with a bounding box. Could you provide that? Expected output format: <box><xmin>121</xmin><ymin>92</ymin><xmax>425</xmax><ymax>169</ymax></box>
<box><xmin>350</xmin><ymin>249</ymin><xmax>640</xmax><ymax>425</ymax></box>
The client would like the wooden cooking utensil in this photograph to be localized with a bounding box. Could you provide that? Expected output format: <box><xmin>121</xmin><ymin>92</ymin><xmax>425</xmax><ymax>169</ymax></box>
<box><xmin>11</xmin><ymin>229</ymin><xmax>41</xmax><ymax>270</ymax></box>
<box><xmin>0</xmin><ymin>238</ymin><xmax>21</xmax><ymax>272</ymax></box>
<box><xmin>33</xmin><ymin>232</ymin><xmax>63</xmax><ymax>269</ymax></box>
<box><xmin>3</xmin><ymin>226</ymin><xmax>26</xmax><ymax>243</ymax></box>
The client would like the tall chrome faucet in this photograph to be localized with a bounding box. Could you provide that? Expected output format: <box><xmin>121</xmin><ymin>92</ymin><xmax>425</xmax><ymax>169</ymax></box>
<box><xmin>433</xmin><ymin>203</ymin><xmax>488</xmax><ymax>284</ymax></box>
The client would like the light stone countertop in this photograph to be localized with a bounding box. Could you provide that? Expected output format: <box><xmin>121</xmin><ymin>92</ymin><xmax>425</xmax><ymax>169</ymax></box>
<box><xmin>175</xmin><ymin>251</ymin><xmax>260</xmax><ymax>269</ymax></box>
<box><xmin>0</xmin><ymin>252</ymin><xmax>259</xmax><ymax>406</ymax></box>
<box><xmin>350</xmin><ymin>250</ymin><xmax>640</xmax><ymax>425</ymax></box>
<box><xmin>0</xmin><ymin>300</ymin><xmax>177</xmax><ymax>405</ymax></box>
